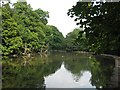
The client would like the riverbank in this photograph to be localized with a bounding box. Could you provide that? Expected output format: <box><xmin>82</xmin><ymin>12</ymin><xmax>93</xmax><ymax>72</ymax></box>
<box><xmin>100</xmin><ymin>54</ymin><xmax>120</xmax><ymax>61</ymax></box>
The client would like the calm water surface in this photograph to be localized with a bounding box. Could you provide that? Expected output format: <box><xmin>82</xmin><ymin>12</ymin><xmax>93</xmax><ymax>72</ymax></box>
<box><xmin>44</xmin><ymin>62</ymin><xmax>95</xmax><ymax>88</ymax></box>
<box><xmin>3</xmin><ymin>52</ymin><xmax>116</xmax><ymax>89</ymax></box>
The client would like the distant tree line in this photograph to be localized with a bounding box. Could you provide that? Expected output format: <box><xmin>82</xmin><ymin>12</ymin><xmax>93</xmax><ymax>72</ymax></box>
<box><xmin>64</xmin><ymin>28</ymin><xmax>88</xmax><ymax>52</ymax></box>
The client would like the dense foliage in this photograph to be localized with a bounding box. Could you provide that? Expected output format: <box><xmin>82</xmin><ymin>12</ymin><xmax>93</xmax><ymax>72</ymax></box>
<box><xmin>44</xmin><ymin>25</ymin><xmax>64</xmax><ymax>50</ymax></box>
<box><xmin>65</xmin><ymin>28</ymin><xmax>89</xmax><ymax>51</ymax></box>
<box><xmin>1</xmin><ymin>1</ymin><xmax>64</xmax><ymax>56</ymax></box>
<box><xmin>68</xmin><ymin>1</ymin><xmax>120</xmax><ymax>55</ymax></box>
<box><xmin>2</xmin><ymin>0</ymin><xmax>120</xmax><ymax>57</ymax></box>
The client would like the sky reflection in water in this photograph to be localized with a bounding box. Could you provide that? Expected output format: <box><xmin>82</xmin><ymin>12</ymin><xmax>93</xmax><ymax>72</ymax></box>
<box><xmin>45</xmin><ymin>62</ymin><xmax>96</xmax><ymax>88</ymax></box>
<box><xmin>3</xmin><ymin>52</ymin><xmax>115</xmax><ymax>88</ymax></box>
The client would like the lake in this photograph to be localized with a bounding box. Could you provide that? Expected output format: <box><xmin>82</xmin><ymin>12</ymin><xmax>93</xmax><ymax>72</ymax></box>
<box><xmin>2</xmin><ymin>52</ymin><xmax>118</xmax><ymax>89</ymax></box>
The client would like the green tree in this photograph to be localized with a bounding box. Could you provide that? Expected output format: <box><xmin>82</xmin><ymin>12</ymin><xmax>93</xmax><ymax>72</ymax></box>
<box><xmin>1</xmin><ymin>0</ymin><xmax>65</xmax><ymax>57</ymax></box>
<box><xmin>34</xmin><ymin>9</ymin><xmax>49</xmax><ymax>25</ymax></box>
<box><xmin>65</xmin><ymin>28</ymin><xmax>80</xmax><ymax>51</ymax></box>
<box><xmin>13</xmin><ymin>1</ymin><xmax>39</xmax><ymax>53</ymax></box>
<box><xmin>44</xmin><ymin>25</ymin><xmax>64</xmax><ymax>50</ymax></box>
<box><xmin>2</xmin><ymin>3</ymin><xmax>22</xmax><ymax>56</ymax></box>
<box><xmin>13</xmin><ymin>1</ymin><xmax>48</xmax><ymax>53</ymax></box>
<box><xmin>68</xmin><ymin>1</ymin><xmax>120</xmax><ymax>55</ymax></box>
<box><xmin>65</xmin><ymin>28</ymin><xmax>88</xmax><ymax>51</ymax></box>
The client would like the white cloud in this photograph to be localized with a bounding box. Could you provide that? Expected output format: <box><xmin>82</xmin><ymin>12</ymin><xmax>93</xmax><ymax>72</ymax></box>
<box><xmin>11</xmin><ymin>0</ymin><xmax>79</xmax><ymax>37</ymax></box>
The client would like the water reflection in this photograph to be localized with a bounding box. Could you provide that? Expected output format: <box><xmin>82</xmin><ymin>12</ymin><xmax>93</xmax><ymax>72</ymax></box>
<box><xmin>89</xmin><ymin>55</ymin><xmax>116</xmax><ymax>89</ymax></box>
<box><xmin>2</xmin><ymin>52</ymin><xmax>117</xmax><ymax>89</ymax></box>
<box><xmin>45</xmin><ymin>62</ymin><xmax>95</xmax><ymax>88</ymax></box>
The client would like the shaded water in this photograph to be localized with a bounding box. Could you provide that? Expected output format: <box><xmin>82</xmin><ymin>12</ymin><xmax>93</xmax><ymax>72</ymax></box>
<box><xmin>2</xmin><ymin>52</ymin><xmax>116</xmax><ymax>89</ymax></box>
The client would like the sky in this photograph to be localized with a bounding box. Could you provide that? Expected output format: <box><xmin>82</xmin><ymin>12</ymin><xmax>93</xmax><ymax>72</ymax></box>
<box><xmin>11</xmin><ymin>0</ymin><xmax>79</xmax><ymax>37</ymax></box>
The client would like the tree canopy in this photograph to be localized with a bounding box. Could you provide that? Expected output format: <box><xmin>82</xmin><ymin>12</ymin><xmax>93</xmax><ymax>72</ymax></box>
<box><xmin>1</xmin><ymin>1</ymin><xmax>64</xmax><ymax>57</ymax></box>
<box><xmin>68</xmin><ymin>1</ymin><xmax>120</xmax><ymax>55</ymax></box>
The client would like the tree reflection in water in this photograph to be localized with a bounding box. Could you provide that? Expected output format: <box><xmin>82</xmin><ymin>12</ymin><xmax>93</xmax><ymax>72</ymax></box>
<box><xmin>45</xmin><ymin>62</ymin><xmax>94</xmax><ymax>88</ymax></box>
<box><xmin>89</xmin><ymin>55</ymin><xmax>115</xmax><ymax>89</ymax></box>
<box><xmin>3</xmin><ymin>52</ymin><xmax>116</xmax><ymax>89</ymax></box>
